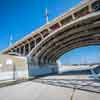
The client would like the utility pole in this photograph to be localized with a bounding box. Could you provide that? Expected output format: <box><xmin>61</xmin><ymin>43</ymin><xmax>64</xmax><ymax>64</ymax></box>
<box><xmin>9</xmin><ymin>33</ymin><xmax>13</xmax><ymax>47</ymax></box>
<box><xmin>45</xmin><ymin>8</ymin><xmax>49</xmax><ymax>24</ymax></box>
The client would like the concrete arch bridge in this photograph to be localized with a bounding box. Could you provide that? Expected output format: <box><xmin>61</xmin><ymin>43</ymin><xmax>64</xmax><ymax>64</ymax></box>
<box><xmin>2</xmin><ymin>0</ymin><xmax>100</xmax><ymax>76</ymax></box>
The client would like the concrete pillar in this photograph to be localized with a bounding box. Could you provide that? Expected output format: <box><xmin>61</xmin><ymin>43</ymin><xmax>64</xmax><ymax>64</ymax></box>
<box><xmin>23</xmin><ymin>45</ymin><xmax>26</xmax><ymax>56</ymax></box>
<box><xmin>58</xmin><ymin>21</ymin><xmax>62</xmax><ymax>27</ymax></box>
<box><xmin>28</xmin><ymin>63</ymin><xmax>58</xmax><ymax>77</ymax></box>
<box><xmin>28</xmin><ymin>42</ymin><xmax>31</xmax><ymax>52</ymax></box>
<box><xmin>48</xmin><ymin>28</ymin><xmax>52</xmax><ymax>33</ymax></box>
<box><xmin>88</xmin><ymin>3</ymin><xmax>92</xmax><ymax>12</ymax></box>
<box><xmin>34</xmin><ymin>39</ymin><xmax>36</xmax><ymax>47</ymax></box>
<box><xmin>19</xmin><ymin>47</ymin><xmax>21</xmax><ymax>54</ymax></box>
<box><xmin>39</xmin><ymin>33</ymin><xmax>44</xmax><ymax>39</ymax></box>
<box><xmin>24</xmin><ymin>43</ymin><xmax>29</xmax><ymax>55</ymax></box>
<box><xmin>72</xmin><ymin>13</ymin><xmax>76</xmax><ymax>20</ymax></box>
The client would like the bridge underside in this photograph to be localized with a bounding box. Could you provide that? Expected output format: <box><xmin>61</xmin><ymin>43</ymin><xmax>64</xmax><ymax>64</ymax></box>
<box><xmin>28</xmin><ymin>12</ymin><xmax>100</xmax><ymax>66</ymax></box>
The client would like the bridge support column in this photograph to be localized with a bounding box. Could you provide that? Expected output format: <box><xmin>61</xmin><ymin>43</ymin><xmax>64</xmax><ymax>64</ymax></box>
<box><xmin>28</xmin><ymin>61</ymin><xmax>58</xmax><ymax>77</ymax></box>
<box><xmin>28</xmin><ymin>64</ymin><xmax>58</xmax><ymax>77</ymax></box>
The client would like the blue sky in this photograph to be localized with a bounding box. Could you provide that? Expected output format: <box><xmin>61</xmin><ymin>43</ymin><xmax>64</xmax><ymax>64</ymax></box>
<box><xmin>60</xmin><ymin>46</ymin><xmax>100</xmax><ymax>64</ymax></box>
<box><xmin>0</xmin><ymin>0</ymin><xmax>100</xmax><ymax>64</ymax></box>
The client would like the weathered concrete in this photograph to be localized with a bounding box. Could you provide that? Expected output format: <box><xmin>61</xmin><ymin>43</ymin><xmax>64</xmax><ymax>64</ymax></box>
<box><xmin>28</xmin><ymin>64</ymin><xmax>58</xmax><ymax>76</ymax></box>
<box><xmin>0</xmin><ymin>54</ymin><xmax>28</xmax><ymax>80</ymax></box>
<box><xmin>0</xmin><ymin>80</ymin><xmax>99</xmax><ymax>100</ymax></box>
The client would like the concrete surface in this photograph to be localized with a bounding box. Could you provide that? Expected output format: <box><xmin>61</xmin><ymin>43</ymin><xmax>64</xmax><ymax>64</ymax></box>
<box><xmin>0</xmin><ymin>81</ymin><xmax>73</xmax><ymax>100</ymax></box>
<box><xmin>0</xmin><ymin>54</ymin><xmax>28</xmax><ymax>80</ymax></box>
<box><xmin>0</xmin><ymin>74</ymin><xmax>100</xmax><ymax>100</ymax></box>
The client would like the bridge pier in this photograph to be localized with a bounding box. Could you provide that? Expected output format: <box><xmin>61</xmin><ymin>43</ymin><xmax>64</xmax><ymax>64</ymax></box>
<box><xmin>27</xmin><ymin>57</ymin><xmax>58</xmax><ymax>77</ymax></box>
<box><xmin>28</xmin><ymin>64</ymin><xmax>58</xmax><ymax>77</ymax></box>
<box><xmin>27</xmin><ymin>56</ymin><xmax>58</xmax><ymax>77</ymax></box>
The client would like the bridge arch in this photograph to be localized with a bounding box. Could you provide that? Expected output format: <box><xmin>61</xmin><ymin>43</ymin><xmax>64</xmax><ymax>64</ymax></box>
<box><xmin>28</xmin><ymin>12</ymin><xmax>100</xmax><ymax>65</ymax></box>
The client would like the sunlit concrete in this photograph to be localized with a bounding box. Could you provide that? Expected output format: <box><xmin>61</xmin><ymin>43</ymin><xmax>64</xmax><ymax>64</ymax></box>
<box><xmin>0</xmin><ymin>76</ymin><xmax>99</xmax><ymax>100</ymax></box>
<box><xmin>0</xmin><ymin>54</ymin><xmax>28</xmax><ymax>80</ymax></box>
<box><xmin>0</xmin><ymin>81</ymin><xmax>73</xmax><ymax>100</ymax></box>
